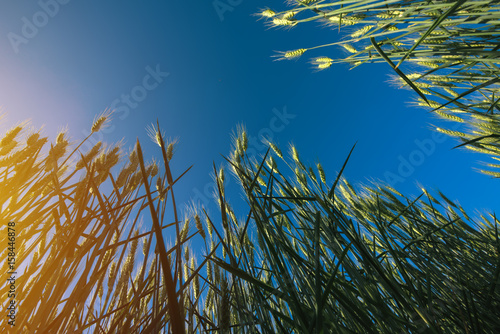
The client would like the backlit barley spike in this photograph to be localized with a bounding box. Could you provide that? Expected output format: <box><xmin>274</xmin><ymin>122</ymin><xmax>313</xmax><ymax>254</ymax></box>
<box><xmin>314</xmin><ymin>57</ymin><xmax>333</xmax><ymax>63</ymax></box>
<box><xmin>150</xmin><ymin>161</ymin><xmax>159</xmax><ymax>177</ymax></box>
<box><xmin>219</xmin><ymin>168</ymin><xmax>225</xmax><ymax>184</ymax></box>
<box><xmin>142</xmin><ymin>239</ymin><xmax>148</xmax><ymax>257</ymax></box>
<box><xmin>207</xmin><ymin>218</ymin><xmax>213</xmax><ymax>238</ymax></box>
<box><xmin>284</xmin><ymin>48</ymin><xmax>306</xmax><ymax>59</ymax></box>
<box><xmin>328</xmin><ymin>16</ymin><xmax>340</xmax><ymax>23</ymax></box>
<box><xmin>291</xmin><ymin>145</ymin><xmax>299</xmax><ymax>162</ymax></box>
<box><xmin>351</xmin><ymin>25</ymin><xmax>373</xmax><ymax>38</ymax></box>
<box><xmin>181</xmin><ymin>218</ymin><xmax>190</xmax><ymax>241</ymax></box>
<box><xmin>108</xmin><ymin>262</ymin><xmax>117</xmax><ymax>291</ymax></box>
<box><xmin>343</xmin><ymin>44</ymin><xmax>357</xmax><ymax>53</ymax></box>
<box><xmin>0</xmin><ymin>126</ymin><xmax>22</xmax><ymax>148</ymax></box>
<box><xmin>266</xmin><ymin>156</ymin><xmax>277</xmax><ymax>170</ymax></box>
<box><xmin>195</xmin><ymin>213</ymin><xmax>206</xmax><ymax>240</ymax></box>
<box><xmin>116</xmin><ymin>165</ymin><xmax>132</xmax><ymax>188</ymax></box>
<box><xmin>241</xmin><ymin>131</ymin><xmax>248</xmax><ymax>151</ymax></box>
<box><xmin>236</xmin><ymin>137</ymin><xmax>243</xmax><ymax>156</ymax></box>
<box><xmin>407</xmin><ymin>73</ymin><xmax>421</xmax><ymax>80</ymax></box>
<box><xmin>76</xmin><ymin>142</ymin><xmax>102</xmax><ymax>170</ymax></box>
<box><xmin>257</xmin><ymin>175</ymin><xmax>266</xmax><ymax>186</ymax></box>
<box><xmin>434</xmin><ymin>110</ymin><xmax>464</xmax><ymax>123</ymax></box>
<box><xmin>191</xmin><ymin>258</ymin><xmax>199</xmax><ymax>299</ymax></box>
<box><xmin>26</xmin><ymin>132</ymin><xmax>40</xmax><ymax>146</ymax></box>
<box><xmin>91</xmin><ymin>109</ymin><xmax>112</xmax><ymax>133</ymax></box>
<box><xmin>146</xmin><ymin>123</ymin><xmax>163</xmax><ymax>147</ymax></box>
<box><xmin>167</xmin><ymin>142</ymin><xmax>175</xmax><ymax>161</ymax></box>
<box><xmin>443</xmin><ymin>87</ymin><xmax>459</xmax><ymax>98</ymax></box>
<box><xmin>418</xmin><ymin>61</ymin><xmax>440</xmax><ymax>69</ymax></box>
<box><xmin>308</xmin><ymin>167</ymin><xmax>317</xmax><ymax>182</ymax></box>
<box><xmin>436</xmin><ymin>127</ymin><xmax>470</xmax><ymax>138</ymax></box>
<box><xmin>260</xmin><ymin>9</ymin><xmax>275</xmax><ymax>18</ymax></box>
<box><xmin>273</xmin><ymin>18</ymin><xmax>297</xmax><ymax>27</ymax></box>
<box><xmin>269</xmin><ymin>142</ymin><xmax>283</xmax><ymax>158</ymax></box>
<box><xmin>283</xmin><ymin>11</ymin><xmax>297</xmax><ymax>20</ymax></box>
<box><xmin>0</xmin><ymin>140</ymin><xmax>17</xmax><ymax>156</ymax></box>
<box><xmin>317</xmin><ymin>163</ymin><xmax>326</xmax><ymax>184</ymax></box>
<box><xmin>318</xmin><ymin>62</ymin><xmax>333</xmax><ymax>70</ymax></box>
<box><xmin>417</xmin><ymin>99</ymin><xmax>440</xmax><ymax>108</ymax></box>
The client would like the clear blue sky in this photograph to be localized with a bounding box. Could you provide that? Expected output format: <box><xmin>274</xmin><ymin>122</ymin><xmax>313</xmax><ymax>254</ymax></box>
<box><xmin>0</xmin><ymin>0</ymin><xmax>497</xmax><ymax>221</ymax></box>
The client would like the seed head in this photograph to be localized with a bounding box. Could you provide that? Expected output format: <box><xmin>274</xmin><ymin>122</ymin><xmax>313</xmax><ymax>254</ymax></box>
<box><xmin>290</xmin><ymin>145</ymin><xmax>299</xmax><ymax>162</ymax></box>
<box><xmin>146</xmin><ymin>123</ymin><xmax>166</xmax><ymax>148</ymax></box>
<box><xmin>273</xmin><ymin>18</ymin><xmax>297</xmax><ymax>27</ymax></box>
<box><xmin>194</xmin><ymin>214</ymin><xmax>205</xmax><ymax>240</ymax></box>
<box><xmin>269</xmin><ymin>142</ymin><xmax>283</xmax><ymax>158</ymax></box>
<box><xmin>150</xmin><ymin>161</ymin><xmax>159</xmax><ymax>177</ymax></box>
<box><xmin>56</xmin><ymin>131</ymin><xmax>67</xmax><ymax>145</ymax></box>
<box><xmin>342</xmin><ymin>44</ymin><xmax>357</xmax><ymax>53</ymax></box>
<box><xmin>116</xmin><ymin>164</ymin><xmax>132</xmax><ymax>188</ymax></box>
<box><xmin>0</xmin><ymin>140</ymin><xmax>17</xmax><ymax>156</ymax></box>
<box><xmin>260</xmin><ymin>9</ymin><xmax>275</xmax><ymax>18</ymax></box>
<box><xmin>241</xmin><ymin>131</ymin><xmax>248</xmax><ymax>151</ymax></box>
<box><xmin>167</xmin><ymin>142</ymin><xmax>175</xmax><ymax>161</ymax></box>
<box><xmin>0</xmin><ymin>126</ymin><xmax>22</xmax><ymax>149</ymax></box>
<box><xmin>351</xmin><ymin>25</ymin><xmax>373</xmax><ymax>38</ymax></box>
<box><xmin>91</xmin><ymin>109</ymin><xmax>112</xmax><ymax>133</ymax></box>
<box><xmin>317</xmin><ymin>62</ymin><xmax>333</xmax><ymax>70</ymax></box>
<box><xmin>76</xmin><ymin>142</ymin><xmax>102</xmax><ymax>170</ymax></box>
<box><xmin>314</xmin><ymin>57</ymin><xmax>333</xmax><ymax>63</ymax></box>
<box><xmin>26</xmin><ymin>133</ymin><xmax>40</xmax><ymax>147</ymax></box>
<box><xmin>284</xmin><ymin>48</ymin><xmax>307</xmax><ymax>59</ymax></box>
<box><xmin>218</xmin><ymin>168</ymin><xmax>225</xmax><ymax>184</ymax></box>
<box><xmin>317</xmin><ymin>163</ymin><xmax>326</xmax><ymax>184</ymax></box>
<box><xmin>283</xmin><ymin>11</ymin><xmax>297</xmax><ymax>20</ymax></box>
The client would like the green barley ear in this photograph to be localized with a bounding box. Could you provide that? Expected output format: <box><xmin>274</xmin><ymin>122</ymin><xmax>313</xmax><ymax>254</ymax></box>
<box><xmin>283</xmin><ymin>11</ymin><xmax>297</xmax><ymax>20</ymax></box>
<box><xmin>282</xmin><ymin>48</ymin><xmax>307</xmax><ymax>59</ymax></box>
<box><xmin>272</xmin><ymin>18</ymin><xmax>298</xmax><ymax>27</ymax></box>
<box><xmin>180</xmin><ymin>218</ymin><xmax>190</xmax><ymax>242</ymax></box>
<box><xmin>342</xmin><ymin>44</ymin><xmax>357</xmax><ymax>53</ymax></box>
<box><xmin>259</xmin><ymin>9</ymin><xmax>276</xmax><ymax>18</ymax></box>
<box><xmin>191</xmin><ymin>257</ymin><xmax>200</xmax><ymax>299</ymax></box>
<box><xmin>290</xmin><ymin>144</ymin><xmax>299</xmax><ymax>162</ymax></box>
<box><xmin>351</xmin><ymin>25</ymin><xmax>373</xmax><ymax>38</ymax></box>
<box><xmin>241</xmin><ymin>131</ymin><xmax>248</xmax><ymax>151</ymax></box>
<box><xmin>206</xmin><ymin>216</ymin><xmax>213</xmax><ymax>239</ymax></box>
<box><xmin>268</xmin><ymin>142</ymin><xmax>283</xmax><ymax>159</ymax></box>
<box><xmin>219</xmin><ymin>167</ymin><xmax>225</xmax><ymax>184</ymax></box>
<box><xmin>314</xmin><ymin>57</ymin><xmax>333</xmax><ymax>63</ymax></box>
<box><xmin>317</xmin><ymin>162</ymin><xmax>326</xmax><ymax>184</ymax></box>
<box><xmin>266</xmin><ymin>155</ymin><xmax>277</xmax><ymax>170</ymax></box>
<box><xmin>317</xmin><ymin>62</ymin><xmax>333</xmax><ymax>70</ymax></box>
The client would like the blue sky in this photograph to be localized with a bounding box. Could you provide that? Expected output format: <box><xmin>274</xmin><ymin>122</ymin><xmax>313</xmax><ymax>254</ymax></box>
<box><xmin>0</xmin><ymin>0</ymin><xmax>497</xmax><ymax>221</ymax></box>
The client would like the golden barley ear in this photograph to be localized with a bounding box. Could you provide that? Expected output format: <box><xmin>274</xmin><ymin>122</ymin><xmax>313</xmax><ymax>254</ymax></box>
<box><xmin>91</xmin><ymin>109</ymin><xmax>113</xmax><ymax>133</ymax></box>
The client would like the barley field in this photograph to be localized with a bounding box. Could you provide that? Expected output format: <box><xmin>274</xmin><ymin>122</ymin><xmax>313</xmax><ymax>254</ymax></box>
<box><xmin>1</xmin><ymin>0</ymin><xmax>500</xmax><ymax>333</ymax></box>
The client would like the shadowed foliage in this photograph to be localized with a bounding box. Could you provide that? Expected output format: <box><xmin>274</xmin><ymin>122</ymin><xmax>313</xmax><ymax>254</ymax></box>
<box><xmin>208</xmin><ymin>131</ymin><xmax>500</xmax><ymax>333</ymax></box>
